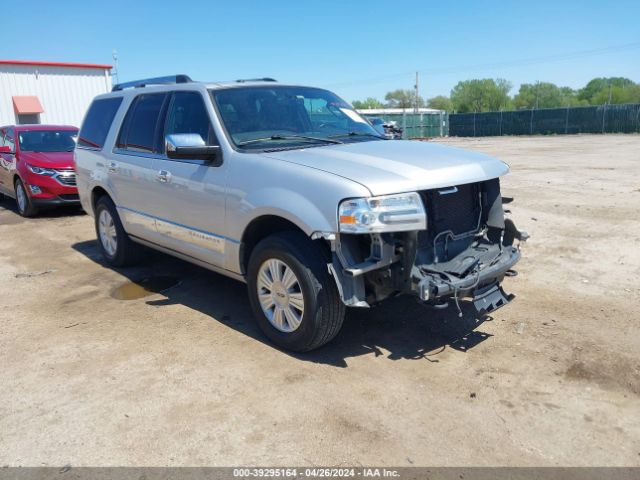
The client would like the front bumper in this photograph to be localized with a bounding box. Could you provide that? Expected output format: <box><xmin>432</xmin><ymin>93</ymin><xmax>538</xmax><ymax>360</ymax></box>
<box><xmin>329</xmin><ymin>179</ymin><xmax>527</xmax><ymax>313</ymax></box>
<box><xmin>31</xmin><ymin>194</ymin><xmax>80</xmax><ymax>207</ymax></box>
<box><xmin>329</xmin><ymin>222</ymin><xmax>526</xmax><ymax>312</ymax></box>
<box><xmin>416</xmin><ymin>245</ymin><xmax>520</xmax><ymax>302</ymax></box>
<box><xmin>22</xmin><ymin>172</ymin><xmax>79</xmax><ymax>207</ymax></box>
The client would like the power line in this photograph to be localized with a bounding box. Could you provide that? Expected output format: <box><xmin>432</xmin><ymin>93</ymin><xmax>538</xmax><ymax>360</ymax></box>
<box><xmin>325</xmin><ymin>41</ymin><xmax>640</xmax><ymax>88</ymax></box>
<box><xmin>326</xmin><ymin>71</ymin><xmax>416</xmax><ymax>88</ymax></box>
<box><xmin>425</xmin><ymin>41</ymin><xmax>640</xmax><ymax>75</ymax></box>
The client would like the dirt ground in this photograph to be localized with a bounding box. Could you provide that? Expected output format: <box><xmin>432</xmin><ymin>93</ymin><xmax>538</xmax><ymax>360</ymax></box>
<box><xmin>1</xmin><ymin>134</ymin><xmax>639</xmax><ymax>467</ymax></box>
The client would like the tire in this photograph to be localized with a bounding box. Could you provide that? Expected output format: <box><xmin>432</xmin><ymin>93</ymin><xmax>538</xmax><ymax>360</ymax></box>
<box><xmin>247</xmin><ymin>231</ymin><xmax>345</xmax><ymax>352</ymax></box>
<box><xmin>14</xmin><ymin>178</ymin><xmax>38</xmax><ymax>217</ymax></box>
<box><xmin>94</xmin><ymin>195</ymin><xmax>142</xmax><ymax>267</ymax></box>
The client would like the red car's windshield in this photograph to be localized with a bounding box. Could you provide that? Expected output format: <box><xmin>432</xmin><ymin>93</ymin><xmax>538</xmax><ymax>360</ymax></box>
<box><xmin>18</xmin><ymin>130</ymin><xmax>78</xmax><ymax>152</ymax></box>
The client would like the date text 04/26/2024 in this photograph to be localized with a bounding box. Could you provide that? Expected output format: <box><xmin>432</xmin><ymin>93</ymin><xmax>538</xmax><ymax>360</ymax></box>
<box><xmin>232</xmin><ymin>468</ymin><xmax>400</xmax><ymax>478</ymax></box>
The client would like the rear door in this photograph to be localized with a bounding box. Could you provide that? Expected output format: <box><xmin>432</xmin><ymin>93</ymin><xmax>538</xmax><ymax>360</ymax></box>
<box><xmin>144</xmin><ymin>91</ymin><xmax>228</xmax><ymax>268</ymax></box>
<box><xmin>110</xmin><ymin>93</ymin><xmax>169</xmax><ymax>242</ymax></box>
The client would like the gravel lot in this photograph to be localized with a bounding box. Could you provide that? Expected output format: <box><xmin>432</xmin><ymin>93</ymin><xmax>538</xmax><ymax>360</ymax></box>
<box><xmin>1</xmin><ymin>134</ymin><xmax>638</xmax><ymax>467</ymax></box>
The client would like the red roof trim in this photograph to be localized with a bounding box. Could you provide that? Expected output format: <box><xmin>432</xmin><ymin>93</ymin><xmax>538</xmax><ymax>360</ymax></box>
<box><xmin>0</xmin><ymin>59</ymin><xmax>112</xmax><ymax>70</ymax></box>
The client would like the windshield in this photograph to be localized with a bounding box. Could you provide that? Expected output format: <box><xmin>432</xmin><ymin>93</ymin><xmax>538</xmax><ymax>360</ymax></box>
<box><xmin>211</xmin><ymin>86</ymin><xmax>383</xmax><ymax>150</ymax></box>
<box><xmin>18</xmin><ymin>130</ymin><xmax>78</xmax><ymax>152</ymax></box>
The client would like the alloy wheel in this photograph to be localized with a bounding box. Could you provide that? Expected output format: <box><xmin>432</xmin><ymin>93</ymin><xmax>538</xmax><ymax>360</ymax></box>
<box><xmin>256</xmin><ymin>258</ymin><xmax>305</xmax><ymax>333</ymax></box>
<box><xmin>16</xmin><ymin>182</ymin><xmax>27</xmax><ymax>213</ymax></box>
<box><xmin>98</xmin><ymin>209</ymin><xmax>118</xmax><ymax>257</ymax></box>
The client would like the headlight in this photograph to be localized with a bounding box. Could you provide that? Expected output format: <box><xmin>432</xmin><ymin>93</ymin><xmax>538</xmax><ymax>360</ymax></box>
<box><xmin>27</xmin><ymin>164</ymin><xmax>56</xmax><ymax>176</ymax></box>
<box><xmin>338</xmin><ymin>192</ymin><xmax>426</xmax><ymax>233</ymax></box>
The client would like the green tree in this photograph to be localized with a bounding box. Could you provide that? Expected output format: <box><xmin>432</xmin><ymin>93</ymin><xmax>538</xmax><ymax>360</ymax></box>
<box><xmin>590</xmin><ymin>83</ymin><xmax>640</xmax><ymax>105</ymax></box>
<box><xmin>351</xmin><ymin>97</ymin><xmax>384</xmax><ymax>109</ymax></box>
<box><xmin>427</xmin><ymin>95</ymin><xmax>453</xmax><ymax>111</ymax></box>
<box><xmin>514</xmin><ymin>82</ymin><xmax>558</xmax><ymax>109</ymax></box>
<box><xmin>559</xmin><ymin>87</ymin><xmax>588</xmax><ymax>107</ymax></box>
<box><xmin>450</xmin><ymin>78</ymin><xmax>512</xmax><ymax>113</ymax></box>
<box><xmin>384</xmin><ymin>89</ymin><xmax>424</xmax><ymax>109</ymax></box>
<box><xmin>578</xmin><ymin>77</ymin><xmax>636</xmax><ymax>104</ymax></box>
<box><xmin>513</xmin><ymin>83</ymin><xmax>588</xmax><ymax>109</ymax></box>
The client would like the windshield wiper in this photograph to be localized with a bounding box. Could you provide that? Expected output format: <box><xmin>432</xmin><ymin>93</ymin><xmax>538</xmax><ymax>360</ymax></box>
<box><xmin>329</xmin><ymin>132</ymin><xmax>386</xmax><ymax>139</ymax></box>
<box><xmin>238</xmin><ymin>134</ymin><xmax>343</xmax><ymax>146</ymax></box>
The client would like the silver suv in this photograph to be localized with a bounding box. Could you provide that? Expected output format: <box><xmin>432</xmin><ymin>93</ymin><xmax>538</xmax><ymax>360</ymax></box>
<box><xmin>75</xmin><ymin>75</ymin><xmax>527</xmax><ymax>351</ymax></box>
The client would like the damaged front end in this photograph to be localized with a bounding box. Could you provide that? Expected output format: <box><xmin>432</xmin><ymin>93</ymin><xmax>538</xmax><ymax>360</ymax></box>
<box><xmin>327</xmin><ymin>178</ymin><xmax>528</xmax><ymax>315</ymax></box>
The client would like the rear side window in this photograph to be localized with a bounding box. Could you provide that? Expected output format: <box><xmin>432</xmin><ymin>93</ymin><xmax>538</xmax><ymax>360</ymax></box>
<box><xmin>117</xmin><ymin>93</ymin><xmax>167</xmax><ymax>153</ymax></box>
<box><xmin>78</xmin><ymin>98</ymin><xmax>122</xmax><ymax>149</ymax></box>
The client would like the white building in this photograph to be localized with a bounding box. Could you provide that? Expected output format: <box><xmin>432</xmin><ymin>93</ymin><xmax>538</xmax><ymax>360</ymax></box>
<box><xmin>0</xmin><ymin>59</ymin><xmax>112</xmax><ymax>127</ymax></box>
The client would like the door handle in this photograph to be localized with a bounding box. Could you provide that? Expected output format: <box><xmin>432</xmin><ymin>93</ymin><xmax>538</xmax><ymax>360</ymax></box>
<box><xmin>108</xmin><ymin>162</ymin><xmax>118</xmax><ymax>173</ymax></box>
<box><xmin>157</xmin><ymin>170</ymin><xmax>172</xmax><ymax>183</ymax></box>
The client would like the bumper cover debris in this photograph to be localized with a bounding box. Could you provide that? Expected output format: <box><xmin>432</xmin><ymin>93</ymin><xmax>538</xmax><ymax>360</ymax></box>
<box><xmin>416</xmin><ymin>245</ymin><xmax>521</xmax><ymax>303</ymax></box>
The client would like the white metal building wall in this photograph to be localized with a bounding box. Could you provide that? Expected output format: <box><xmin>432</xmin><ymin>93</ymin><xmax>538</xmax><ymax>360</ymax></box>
<box><xmin>0</xmin><ymin>64</ymin><xmax>112</xmax><ymax>127</ymax></box>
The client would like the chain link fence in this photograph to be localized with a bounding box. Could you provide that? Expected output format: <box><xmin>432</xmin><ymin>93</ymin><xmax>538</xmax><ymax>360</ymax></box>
<box><xmin>449</xmin><ymin>103</ymin><xmax>640</xmax><ymax>137</ymax></box>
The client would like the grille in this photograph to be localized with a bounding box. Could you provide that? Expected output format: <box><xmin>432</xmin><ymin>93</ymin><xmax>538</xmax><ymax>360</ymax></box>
<box><xmin>55</xmin><ymin>170</ymin><xmax>77</xmax><ymax>186</ymax></box>
<box><xmin>417</xmin><ymin>180</ymin><xmax>494</xmax><ymax>264</ymax></box>
<box><xmin>425</xmin><ymin>183</ymin><xmax>481</xmax><ymax>237</ymax></box>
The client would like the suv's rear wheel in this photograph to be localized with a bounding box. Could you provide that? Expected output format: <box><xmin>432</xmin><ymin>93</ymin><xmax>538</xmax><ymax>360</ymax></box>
<box><xmin>14</xmin><ymin>178</ymin><xmax>38</xmax><ymax>217</ymax></box>
<box><xmin>247</xmin><ymin>231</ymin><xmax>345</xmax><ymax>352</ymax></box>
<box><xmin>94</xmin><ymin>196</ymin><xmax>142</xmax><ymax>267</ymax></box>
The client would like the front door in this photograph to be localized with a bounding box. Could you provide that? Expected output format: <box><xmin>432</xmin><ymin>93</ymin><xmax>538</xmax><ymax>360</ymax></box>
<box><xmin>145</xmin><ymin>91</ymin><xmax>228</xmax><ymax>268</ymax></box>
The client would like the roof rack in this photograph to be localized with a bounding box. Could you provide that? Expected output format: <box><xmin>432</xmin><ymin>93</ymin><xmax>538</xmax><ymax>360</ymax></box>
<box><xmin>235</xmin><ymin>77</ymin><xmax>277</xmax><ymax>83</ymax></box>
<box><xmin>112</xmin><ymin>74</ymin><xmax>193</xmax><ymax>91</ymax></box>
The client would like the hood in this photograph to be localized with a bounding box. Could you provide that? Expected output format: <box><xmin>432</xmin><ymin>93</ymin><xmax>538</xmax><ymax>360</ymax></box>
<box><xmin>19</xmin><ymin>151</ymin><xmax>75</xmax><ymax>169</ymax></box>
<box><xmin>262</xmin><ymin>140</ymin><xmax>509</xmax><ymax>196</ymax></box>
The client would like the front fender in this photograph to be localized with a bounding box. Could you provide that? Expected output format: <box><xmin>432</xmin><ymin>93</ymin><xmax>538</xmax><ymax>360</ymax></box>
<box><xmin>237</xmin><ymin>187</ymin><xmax>335</xmax><ymax>237</ymax></box>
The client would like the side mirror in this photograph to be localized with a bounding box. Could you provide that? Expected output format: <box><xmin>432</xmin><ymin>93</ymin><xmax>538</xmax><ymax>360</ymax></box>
<box><xmin>165</xmin><ymin>134</ymin><xmax>221</xmax><ymax>164</ymax></box>
<box><xmin>0</xmin><ymin>146</ymin><xmax>13</xmax><ymax>154</ymax></box>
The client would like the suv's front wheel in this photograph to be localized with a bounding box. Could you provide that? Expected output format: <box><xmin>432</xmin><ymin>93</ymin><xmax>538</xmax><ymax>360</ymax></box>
<box><xmin>247</xmin><ymin>232</ymin><xmax>345</xmax><ymax>352</ymax></box>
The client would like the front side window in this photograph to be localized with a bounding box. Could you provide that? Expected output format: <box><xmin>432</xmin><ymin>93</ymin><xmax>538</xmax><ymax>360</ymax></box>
<box><xmin>211</xmin><ymin>86</ymin><xmax>383</xmax><ymax>150</ymax></box>
<box><xmin>164</xmin><ymin>92</ymin><xmax>217</xmax><ymax>149</ymax></box>
<box><xmin>117</xmin><ymin>93</ymin><xmax>167</xmax><ymax>153</ymax></box>
<box><xmin>18</xmin><ymin>129</ymin><xmax>77</xmax><ymax>152</ymax></box>
<box><xmin>78</xmin><ymin>97</ymin><xmax>122</xmax><ymax>149</ymax></box>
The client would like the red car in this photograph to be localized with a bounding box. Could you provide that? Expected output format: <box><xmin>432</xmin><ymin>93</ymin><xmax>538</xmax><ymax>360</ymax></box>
<box><xmin>0</xmin><ymin>124</ymin><xmax>80</xmax><ymax>217</ymax></box>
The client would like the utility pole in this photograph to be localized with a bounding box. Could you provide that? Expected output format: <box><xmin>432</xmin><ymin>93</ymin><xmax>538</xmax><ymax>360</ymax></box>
<box><xmin>414</xmin><ymin>71</ymin><xmax>419</xmax><ymax>114</ymax></box>
<box><xmin>112</xmin><ymin>50</ymin><xmax>119</xmax><ymax>85</ymax></box>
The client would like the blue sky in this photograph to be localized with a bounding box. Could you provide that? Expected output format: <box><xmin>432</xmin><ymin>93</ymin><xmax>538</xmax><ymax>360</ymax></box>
<box><xmin>3</xmin><ymin>0</ymin><xmax>639</xmax><ymax>102</ymax></box>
